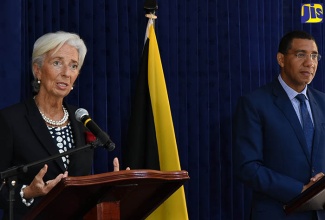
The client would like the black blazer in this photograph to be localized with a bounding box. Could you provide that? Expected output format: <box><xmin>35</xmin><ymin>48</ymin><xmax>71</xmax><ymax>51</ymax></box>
<box><xmin>0</xmin><ymin>97</ymin><xmax>94</xmax><ymax>218</ymax></box>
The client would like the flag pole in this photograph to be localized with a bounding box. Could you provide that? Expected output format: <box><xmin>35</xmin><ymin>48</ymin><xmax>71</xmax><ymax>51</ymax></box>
<box><xmin>144</xmin><ymin>0</ymin><xmax>158</xmax><ymax>21</ymax></box>
<box><xmin>144</xmin><ymin>0</ymin><xmax>157</xmax><ymax>43</ymax></box>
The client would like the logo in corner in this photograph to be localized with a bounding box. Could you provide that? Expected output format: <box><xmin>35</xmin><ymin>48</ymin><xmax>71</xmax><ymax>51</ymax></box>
<box><xmin>301</xmin><ymin>4</ymin><xmax>323</xmax><ymax>23</ymax></box>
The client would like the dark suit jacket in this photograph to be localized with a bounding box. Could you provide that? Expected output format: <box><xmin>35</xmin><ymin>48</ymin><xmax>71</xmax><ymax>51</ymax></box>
<box><xmin>0</xmin><ymin>97</ymin><xmax>94</xmax><ymax>219</ymax></box>
<box><xmin>233</xmin><ymin>79</ymin><xmax>325</xmax><ymax>220</ymax></box>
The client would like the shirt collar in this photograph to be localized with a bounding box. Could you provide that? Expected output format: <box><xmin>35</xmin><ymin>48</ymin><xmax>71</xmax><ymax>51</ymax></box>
<box><xmin>278</xmin><ymin>74</ymin><xmax>308</xmax><ymax>100</ymax></box>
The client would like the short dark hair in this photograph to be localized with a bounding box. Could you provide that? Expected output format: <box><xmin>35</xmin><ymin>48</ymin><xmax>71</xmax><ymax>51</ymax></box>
<box><xmin>278</xmin><ymin>31</ymin><xmax>316</xmax><ymax>54</ymax></box>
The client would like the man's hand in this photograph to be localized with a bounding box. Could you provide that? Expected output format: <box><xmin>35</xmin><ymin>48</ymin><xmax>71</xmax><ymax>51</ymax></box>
<box><xmin>302</xmin><ymin>172</ymin><xmax>325</xmax><ymax>192</ymax></box>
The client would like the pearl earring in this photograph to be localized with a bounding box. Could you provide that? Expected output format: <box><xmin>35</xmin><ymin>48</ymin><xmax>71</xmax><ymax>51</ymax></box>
<box><xmin>71</xmin><ymin>87</ymin><xmax>74</xmax><ymax>90</ymax></box>
<box><xmin>37</xmin><ymin>80</ymin><xmax>40</xmax><ymax>84</ymax></box>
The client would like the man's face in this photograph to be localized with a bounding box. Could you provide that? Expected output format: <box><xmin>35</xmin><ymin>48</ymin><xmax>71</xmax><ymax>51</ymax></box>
<box><xmin>277</xmin><ymin>38</ymin><xmax>319</xmax><ymax>92</ymax></box>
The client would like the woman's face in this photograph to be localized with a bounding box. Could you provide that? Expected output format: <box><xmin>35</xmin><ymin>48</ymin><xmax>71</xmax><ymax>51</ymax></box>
<box><xmin>34</xmin><ymin>43</ymin><xmax>79</xmax><ymax>98</ymax></box>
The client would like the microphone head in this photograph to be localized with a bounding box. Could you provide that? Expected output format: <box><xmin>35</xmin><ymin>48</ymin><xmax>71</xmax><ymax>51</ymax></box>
<box><xmin>75</xmin><ymin>108</ymin><xmax>89</xmax><ymax>122</ymax></box>
<box><xmin>105</xmin><ymin>142</ymin><xmax>115</xmax><ymax>151</ymax></box>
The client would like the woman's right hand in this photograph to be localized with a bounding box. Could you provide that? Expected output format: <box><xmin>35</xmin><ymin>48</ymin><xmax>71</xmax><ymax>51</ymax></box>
<box><xmin>22</xmin><ymin>164</ymin><xmax>68</xmax><ymax>199</ymax></box>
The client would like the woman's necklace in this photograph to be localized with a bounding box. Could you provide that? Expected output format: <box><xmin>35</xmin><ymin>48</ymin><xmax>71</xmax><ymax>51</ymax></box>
<box><xmin>39</xmin><ymin>106</ymin><xmax>69</xmax><ymax>126</ymax></box>
<box><xmin>34</xmin><ymin>96</ymin><xmax>69</xmax><ymax>126</ymax></box>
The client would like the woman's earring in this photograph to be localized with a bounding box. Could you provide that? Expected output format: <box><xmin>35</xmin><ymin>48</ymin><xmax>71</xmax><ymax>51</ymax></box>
<box><xmin>71</xmin><ymin>87</ymin><xmax>74</xmax><ymax>90</ymax></box>
<box><xmin>37</xmin><ymin>80</ymin><xmax>40</xmax><ymax>84</ymax></box>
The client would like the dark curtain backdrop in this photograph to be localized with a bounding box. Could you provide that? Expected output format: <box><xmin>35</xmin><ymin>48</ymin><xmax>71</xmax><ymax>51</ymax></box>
<box><xmin>0</xmin><ymin>0</ymin><xmax>324</xmax><ymax>219</ymax></box>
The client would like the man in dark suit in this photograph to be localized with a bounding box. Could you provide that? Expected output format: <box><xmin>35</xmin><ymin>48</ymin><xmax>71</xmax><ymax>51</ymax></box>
<box><xmin>233</xmin><ymin>30</ymin><xmax>325</xmax><ymax>220</ymax></box>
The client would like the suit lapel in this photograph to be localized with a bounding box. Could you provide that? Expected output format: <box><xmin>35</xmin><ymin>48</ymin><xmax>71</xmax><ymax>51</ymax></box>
<box><xmin>60</xmin><ymin>103</ymin><xmax>88</xmax><ymax>174</ymax></box>
<box><xmin>307</xmin><ymin>90</ymin><xmax>325</xmax><ymax>161</ymax></box>
<box><xmin>66</xmin><ymin>105</ymin><xmax>84</xmax><ymax>148</ymax></box>
<box><xmin>24</xmin><ymin>98</ymin><xmax>66</xmax><ymax>172</ymax></box>
<box><xmin>272</xmin><ymin>80</ymin><xmax>312</xmax><ymax>163</ymax></box>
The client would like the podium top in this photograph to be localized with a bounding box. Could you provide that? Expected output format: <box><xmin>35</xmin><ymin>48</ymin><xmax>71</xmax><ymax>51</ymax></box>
<box><xmin>24</xmin><ymin>169</ymin><xmax>189</xmax><ymax>220</ymax></box>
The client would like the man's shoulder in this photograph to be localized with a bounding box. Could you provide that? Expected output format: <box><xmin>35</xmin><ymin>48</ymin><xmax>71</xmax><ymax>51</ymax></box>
<box><xmin>308</xmin><ymin>87</ymin><xmax>325</xmax><ymax>102</ymax></box>
<box><xmin>242</xmin><ymin>81</ymin><xmax>276</xmax><ymax>99</ymax></box>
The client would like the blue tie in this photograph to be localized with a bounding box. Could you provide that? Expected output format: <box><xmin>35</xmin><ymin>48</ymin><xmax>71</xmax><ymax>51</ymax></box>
<box><xmin>296</xmin><ymin>94</ymin><xmax>314</xmax><ymax>154</ymax></box>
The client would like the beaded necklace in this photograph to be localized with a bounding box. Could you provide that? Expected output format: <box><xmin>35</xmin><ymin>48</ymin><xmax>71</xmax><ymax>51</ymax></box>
<box><xmin>34</xmin><ymin>96</ymin><xmax>69</xmax><ymax>126</ymax></box>
<box><xmin>39</xmin><ymin>107</ymin><xmax>69</xmax><ymax>126</ymax></box>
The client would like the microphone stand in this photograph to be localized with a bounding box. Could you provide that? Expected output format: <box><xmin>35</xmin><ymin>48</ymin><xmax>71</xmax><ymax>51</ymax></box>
<box><xmin>0</xmin><ymin>141</ymin><xmax>101</xmax><ymax>220</ymax></box>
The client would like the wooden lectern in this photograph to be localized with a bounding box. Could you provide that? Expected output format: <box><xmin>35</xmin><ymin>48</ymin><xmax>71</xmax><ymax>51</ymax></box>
<box><xmin>23</xmin><ymin>170</ymin><xmax>189</xmax><ymax>220</ymax></box>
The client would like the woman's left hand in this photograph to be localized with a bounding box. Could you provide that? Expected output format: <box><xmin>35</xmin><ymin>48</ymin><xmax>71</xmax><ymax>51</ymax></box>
<box><xmin>113</xmin><ymin>157</ymin><xmax>130</xmax><ymax>171</ymax></box>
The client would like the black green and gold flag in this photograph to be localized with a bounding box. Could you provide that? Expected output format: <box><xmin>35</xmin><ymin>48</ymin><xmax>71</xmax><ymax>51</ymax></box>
<box><xmin>124</xmin><ymin>20</ymin><xmax>188</xmax><ymax>219</ymax></box>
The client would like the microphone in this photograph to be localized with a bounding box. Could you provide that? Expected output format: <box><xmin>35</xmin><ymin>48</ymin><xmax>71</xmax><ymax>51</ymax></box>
<box><xmin>75</xmin><ymin>108</ymin><xmax>115</xmax><ymax>151</ymax></box>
